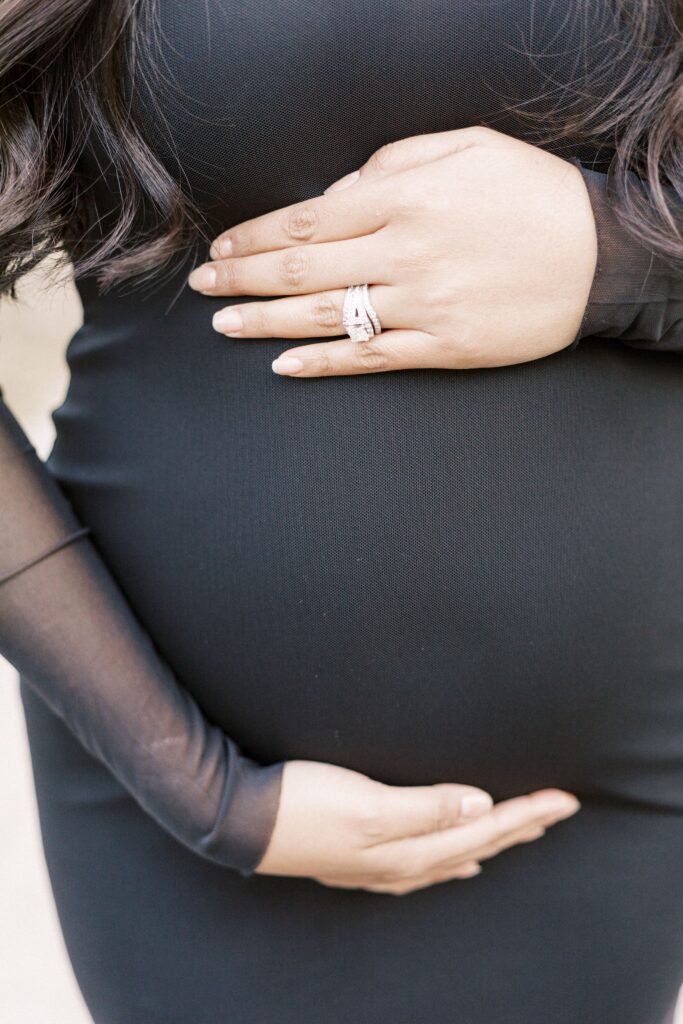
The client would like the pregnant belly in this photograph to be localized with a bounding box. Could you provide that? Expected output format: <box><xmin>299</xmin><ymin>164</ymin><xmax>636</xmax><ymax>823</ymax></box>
<box><xmin>48</xmin><ymin>286</ymin><xmax>683</xmax><ymax>810</ymax></box>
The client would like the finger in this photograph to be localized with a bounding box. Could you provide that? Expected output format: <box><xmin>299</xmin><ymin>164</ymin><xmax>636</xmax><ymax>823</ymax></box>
<box><xmin>410</xmin><ymin>795</ymin><xmax>578</xmax><ymax>870</ymax></box>
<box><xmin>270</xmin><ymin>330</ymin><xmax>439</xmax><ymax>378</ymax></box>
<box><xmin>381</xmin><ymin>814</ymin><xmax>554</xmax><ymax>887</ymax></box>
<box><xmin>438</xmin><ymin>822</ymin><xmax>549</xmax><ymax>872</ymax></box>
<box><xmin>364</xmin><ymin>863</ymin><xmax>483</xmax><ymax>896</ymax></box>
<box><xmin>207</xmin><ymin>126</ymin><xmax>500</xmax><ymax>261</ymax></box>
<box><xmin>211</xmin><ymin>285</ymin><xmax>400</xmax><ymax>340</ymax></box>
<box><xmin>316</xmin><ymin>859</ymin><xmax>483</xmax><ymax>895</ymax></box>
<box><xmin>375</xmin><ymin>791</ymin><xmax>580</xmax><ymax>874</ymax></box>
<box><xmin>367</xmin><ymin>860</ymin><xmax>484</xmax><ymax>895</ymax></box>
<box><xmin>189</xmin><ymin>236</ymin><xmax>384</xmax><ymax>298</ymax></box>
<box><xmin>364</xmin><ymin>783</ymin><xmax>494</xmax><ymax>845</ymax></box>
<box><xmin>208</xmin><ymin>178</ymin><xmax>391</xmax><ymax>260</ymax></box>
<box><xmin>325</xmin><ymin>125</ymin><xmax>496</xmax><ymax>191</ymax></box>
<box><xmin>438</xmin><ymin>859</ymin><xmax>482</xmax><ymax>878</ymax></box>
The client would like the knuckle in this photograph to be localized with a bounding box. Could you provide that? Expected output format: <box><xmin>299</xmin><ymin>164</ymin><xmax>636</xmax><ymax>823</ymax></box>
<box><xmin>355</xmin><ymin>795</ymin><xmax>387</xmax><ymax>842</ymax></box>
<box><xmin>368</xmin><ymin>141</ymin><xmax>399</xmax><ymax>174</ymax></box>
<box><xmin>429</xmin><ymin>790</ymin><xmax>454</xmax><ymax>834</ymax></box>
<box><xmin>284</xmin><ymin>203</ymin><xmax>319</xmax><ymax>243</ymax></box>
<box><xmin>311</xmin><ymin>292</ymin><xmax>341</xmax><ymax>331</ymax></box>
<box><xmin>464</xmin><ymin>124</ymin><xmax>493</xmax><ymax>146</ymax></box>
<box><xmin>278</xmin><ymin>247</ymin><xmax>309</xmax><ymax>288</ymax></box>
<box><xmin>229</xmin><ymin>226</ymin><xmax>254</xmax><ymax>256</ymax></box>
<box><xmin>309</xmin><ymin>349</ymin><xmax>334</xmax><ymax>376</ymax></box>
<box><xmin>216</xmin><ymin>259</ymin><xmax>242</xmax><ymax>292</ymax></box>
<box><xmin>251</xmin><ymin>302</ymin><xmax>271</xmax><ymax>336</ymax></box>
<box><xmin>355</xmin><ymin>340</ymin><xmax>389</xmax><ymax>372</ymax></box>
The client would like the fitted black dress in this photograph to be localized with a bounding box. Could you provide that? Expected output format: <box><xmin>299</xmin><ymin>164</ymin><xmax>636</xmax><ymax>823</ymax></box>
<box><xmin>3</xmin><ymin>2</ymin><xmax>683</xmax><ymax>1022</ymax></box>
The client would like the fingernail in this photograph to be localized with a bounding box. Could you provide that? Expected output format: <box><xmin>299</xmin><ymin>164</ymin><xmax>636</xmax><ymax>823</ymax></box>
<box><xmin>324</xmin><ymin>169</ymin><xmax>360</xmax><ymax>193</ymax></box>
<box><xmin>460</xmin><ymin>793</ymin><xmax>494</xmax><ymax>818</ymax></box>
<box><xmin>210</xmin><ymin>237</ymin><xmax>232</xmax><ymax>259</ymax></box>
<box><xmin>188</xmin><ymin>265</ymin><xmax>217</xmax><ymax>290</ymax></box>
<box><xmin>272</xmin><ymin>356</ymin><xmax>304</xmax><ymax>375</ymax></box>
<box><xmin>213</xmin><ymin>308</ymin><xmax>243</xmax><ymax>334</ymax></box>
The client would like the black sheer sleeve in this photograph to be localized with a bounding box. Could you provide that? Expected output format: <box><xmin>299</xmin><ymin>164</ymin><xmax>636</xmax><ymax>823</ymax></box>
<box><xmin>0</xmin><ymin>387</ymin><xmax>284</xmax><ymax>876</ymax></box>
<box><xmin>566</xmin><ymin>159</ymin><xmax>683</xmax><ymax>353</ymax></box>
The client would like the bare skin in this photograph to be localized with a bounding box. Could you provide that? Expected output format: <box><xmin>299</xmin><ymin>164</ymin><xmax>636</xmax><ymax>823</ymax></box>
<box><xmin>189</xmin><ymin>125</ymin><xmax>598</xmax><ymax>377</ymax></box>
<box><xmin>254</xmin><ymin>762</ymin><xmax>580</xmax><ymax>895</ymax></box>
<box><xmin>188</xmin><ymin>125</ymin><xmax>589</xmax><ymax>893</ymax></box>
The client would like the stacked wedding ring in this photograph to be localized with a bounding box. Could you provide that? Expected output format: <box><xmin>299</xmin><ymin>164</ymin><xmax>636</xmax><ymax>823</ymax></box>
<box><xmin>342</xmin><ymin>283</ymin><xmax>383</xmax><ymax>342</ymax></box>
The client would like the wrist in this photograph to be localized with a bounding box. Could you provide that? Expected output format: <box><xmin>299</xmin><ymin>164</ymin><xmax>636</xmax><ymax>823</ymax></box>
<box><xmin>565</xmin><ymin>157</ymin><xmax>670</xmax><ymax>344</ymax></box>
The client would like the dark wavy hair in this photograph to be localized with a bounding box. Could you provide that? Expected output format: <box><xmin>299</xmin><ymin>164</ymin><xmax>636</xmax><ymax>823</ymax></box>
<box><xmin>0</xmin><ymin>0</ymin><xmax>681</xmax><ymax>299</ymax></box>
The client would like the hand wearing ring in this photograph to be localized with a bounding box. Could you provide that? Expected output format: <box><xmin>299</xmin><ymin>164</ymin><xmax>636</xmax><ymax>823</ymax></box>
<box><xmin>188</xmin><ymin>126</ymin><xmax>599</xmax><ymax>378</ymax></box>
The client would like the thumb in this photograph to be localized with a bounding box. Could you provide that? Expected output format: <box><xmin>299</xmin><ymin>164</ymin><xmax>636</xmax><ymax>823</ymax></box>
<box><xmin>324</xmin><ymin>126</ymin><xmax>486</xmax><ymax>193</ymax></box>
<box><xmin>371</xmin><ymin>782</ymin><xmax>494</xmax><ymax>844</ymax></box>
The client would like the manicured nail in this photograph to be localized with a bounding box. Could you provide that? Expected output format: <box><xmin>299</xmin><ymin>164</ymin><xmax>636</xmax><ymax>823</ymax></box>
<box><xmin>188</xmin><ymin>265</ymin><xmax>217</xmax><ymax>290</ymax></box>
<box><xmin>210</xmin><ymin>237</ymin><xmax>232</xmax><ymax>259</ymax></box>
<box><xmin>272</xmin><ymin>356</ymin><xmax>304</xmax><ymax>375</ymax></box>
<box><xmin>460</xmin><ymin>792</ymin><xmax>494</xmax><ymax>818</ymax></box>
<box><xmin>324</xmin><ymin>169</ymin><xmax>360</xmax><ymax>193</ymax></box>
<box><xmin>213</xmin><ymin>308</ymin><xmax>243</xmax><ymax>334</ymax></box>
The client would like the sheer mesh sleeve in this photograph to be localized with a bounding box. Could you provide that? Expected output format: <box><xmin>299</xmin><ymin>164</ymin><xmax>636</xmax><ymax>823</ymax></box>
<box><xmin>566</xmin><ymin>158</ymin><xmax>683</xmax><ymax>353</ymax></box>
<box><xmin>0</xmin><ymin>387</ymin><xmax>284</xmax><ymax>876</ymax></box>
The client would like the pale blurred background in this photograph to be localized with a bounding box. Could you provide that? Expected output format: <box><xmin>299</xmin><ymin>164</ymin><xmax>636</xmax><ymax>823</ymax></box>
<box><xmin>1</xmin><ymin>261</ymin><xmax>682</xmax><ymax>1023</ymax></box>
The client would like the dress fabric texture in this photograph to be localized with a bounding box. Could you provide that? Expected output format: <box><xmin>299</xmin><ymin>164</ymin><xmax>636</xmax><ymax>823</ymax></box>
<box><xmin>4</xmin><ymin>1</ymin><xmax>683</xmax><ymax>1021</ymax></box>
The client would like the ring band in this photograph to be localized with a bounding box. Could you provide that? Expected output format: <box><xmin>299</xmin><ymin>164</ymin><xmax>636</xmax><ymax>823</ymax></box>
<box><xmin>360</xmin><ymin>283</ymin><xmax>382</xmax><ymax>336</ymax></box>
<box><xmin>343</xmin><ymin>283</ymin><xmax>382</xmax><ymax>342</ymax></box>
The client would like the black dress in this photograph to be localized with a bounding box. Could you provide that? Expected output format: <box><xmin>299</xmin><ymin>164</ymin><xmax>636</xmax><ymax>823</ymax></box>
<box><xmin>3</xmin><ymin>2</ymin><xmax>683</xmax><ymax>1022</ymax></box>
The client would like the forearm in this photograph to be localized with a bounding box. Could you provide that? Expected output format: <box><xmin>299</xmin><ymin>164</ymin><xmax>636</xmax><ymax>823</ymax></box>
<box><xmin>0</xmin><ymin>391</ymin><xmax>283</xmax><ymax>875</ymax></box>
